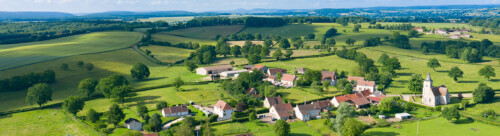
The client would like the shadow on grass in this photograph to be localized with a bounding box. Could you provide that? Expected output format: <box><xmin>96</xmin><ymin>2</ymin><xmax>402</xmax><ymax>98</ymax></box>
<box><xmin>140</xmin><ymin>77</ymin><xmax>167</xmax><ymax>81</ymax></box>
<box><xmin>363</xmin><ymin>131</ymin><xmax>400</xmax><ymax>136</ymax></box>
<box><xmin>490</xmin><ymin>79</ymin><xmax>500</xmax><ymax>82</ymax></box>
<box><xmin>457</xmin><ymin>80</ymin><xmax>478</xmax><ymax>83</ymax></box>
<box><xmin>395</xmin><ymin>80</ymin><xmax>409</xmax><ymax>84</ymax></box>
<box><xmin>397</xmin><ymin>73</ymin><xmax>412</xmax><ymax>76</ymax></box>
<box><xmin>455</xmin><ymin>118</ymin><xmax>475</xmax><ymax>124</ymax></box>
<box><xmin>126</xmin><ymin>96</ymin><xmax>161</xmax><ymax>103</ymax></box>
<box><xmin>0</xmin><ymin>114</ymin><xmax>12</xmax><ymax>119</ymax></box>
<box><xmin>290</xmin><ymin>133</ymin><xmax>313</xmax><ymax>136</ymax></box>
<box><xmin>436</xmin><ymin>70</ymin><xmax>450</xmax><ymax>73</ymax></box>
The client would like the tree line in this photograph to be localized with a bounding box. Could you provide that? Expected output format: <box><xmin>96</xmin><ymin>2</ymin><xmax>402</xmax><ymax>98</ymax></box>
<box><xmin>0</xmin><ymin>70</ymin><xmax>55</xmax><ymax>92</ymax></box>
<box><xmin>421</xmin><ymin>39</ymin><xmax>498</xmax><ymax>62</ymax></box>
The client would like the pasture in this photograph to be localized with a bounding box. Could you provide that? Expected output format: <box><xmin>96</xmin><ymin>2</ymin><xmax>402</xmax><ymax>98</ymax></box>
<box><xmin>462</xmin><ymin>96</ymin><xmax>500</xmax><ymax>122</ymax></box>
<box><xmin>0</xmin><ymin>32</ymin><xmax>142</xmax><ymax>70</ymax></box>
<box><xmin>364</xmin><ymin>117</ymin><xmax>500</xmax><ymax>136</ymax></box>
<box><xmin>137</xmin><ymin>16</ymin><xmax>194</xmax><ymax>23</ymax></box>
<box><xmin>211</xmin><ymin>121</ymin><xmax>324</xmax><ymax>136</ymax></box>
<box><xmin>151</xmin><ymin>32</ymin><xmax>216</xmax><ymax>45</ymax></box>
<box><xmin>162</xmin><ymin>25</ymin><xmax>245</xmax><ymax>39</ymax></box>
<box><xmin>140</xmin><ymin>45</ymin><xmax>194</xmax><ymax>63</ymax></box>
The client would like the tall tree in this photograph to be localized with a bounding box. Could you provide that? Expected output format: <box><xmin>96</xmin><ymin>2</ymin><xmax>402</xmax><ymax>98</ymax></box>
<box><xmin>408</xmin><ymin>74</ymin><xmax>423</xmax><ymax>95</ymax></box>
<box><xmin>334</xmin><ymin>102</ymin><xmax>356</xmax><ymax>133</ymax></box>
<box><xmin>261</xmin><ymin>45</ymin><xmax>270</xmax><ymax>57</ymax></box>
<box><xmin>383</xmin><ymin>57</ymin><xmax>401</xmax><ymax>73</ymax></box>
<box><xmin>478</xmin><ymin>65</ymin><xmax>496</xmax><ymax>81</ymax></box>
<box><xmin>345</xmin><ymin>84</ymin><xmax>353</xmax><ymax>94</ymax></box>
<box><xmin>274</xmin><ymin>119</ymin><xmax>290</xmax><ymax>136</ymax></box>
<box><xmin>173</xmin><ymin>77</ymin><xmax>184</xmax><ymax>91</ymax></box>
<box><xmin>247</xmin><ymin>54</ymin><xmax>261</xmax><ymax>64</ymax></box>
<box><xmin>185</xmin><ymin>61</ymin><xmax>198</xmax><ymax>72</ymax></box>
<box><xmin>85</xmin><ymin>63</ymin><xmax>94</xmax><ymax>73</ymax></box>
<box><xmin>324</xmin><ymin>28</ymin><xmax>338</xmax><ymax>38</ymax></box>
<box><xmin>107</xmin><ymin>104</ymin><xmax>125</xmax><ymax>127</ymax></box>
<box><xmin>284</xmin><ymin>50</ymin><xmax>294</xmax><ymax>59</ymax></box>
<box><xmin>231</xmin><ymin>45</ymin><xmax>242</xmax><ymax>57</ymax></box>
<box><xmin>148</xmin><ymin>113</ymin><xmax>163</xmax><ymax>132</ymax></box>
<box><xmin>279</xmin><ymin>39</ymin><xmax>291</xmax><ymax>49</ymax></box>
<box><xmin>377</xmin><ymin>53</ymin><xmax>390</xmax><ymax>64</ymax></box>
<box><xmin>273</xmin><ymin>49</ymin><xmax>283</xmax><ymax>61</ymax></box>
<box><xmin>448</xmin><ymin>66</ymin><xmax>464</xmax><ymax>83</ymax></box>
<box><xmin>62</xmin><ymin>96</ymin><xmax>85</xmax><ymax>115</ymax></box>
<box><xmin>97</xmin><ymin>74</ymin><xmax>129</xmax><ymax>98</ymax></box>
<box><xmin>341</xmin><ymin>118</ymin><xmax>366</xmax><ymax>136</ymax></box>
<box><xmin>345</xmin><ymin>38</ymin><xmax>356</xmax><ymax>46</ymax></box>
<box><xmin>137</xmin><ymin>105</ymin><xmax>148</xmax><ymax>119</ymax></box>
<box><xmin>427</xmin><ymin>58</ymin><xmax>441</xmax><ymax>71</ymax></box>
<box><xmin>78</xmin><ymin>78</ymin><xmax>98</xmax><ymax>97</ymax></box>
<box><xmin>441</xmin><ymin>107</ymin><xmax>460</xmax><ymax>123</ymax></box>
<box><xmin>86</xmin><ymin>109</ymin><xmax>99</xmax><ymax>123</ymax></box>
<box><xmin>325</xmin><ymin>38</ymin><xmax>336</xmax><ymax>46</ymax></box>
<box><xmin>473</xmin><ymin>83</ymin><xmax>495</xmax><ymax>103</ymax></box>
<box><xmin>131</xmin><ymin>63</ymin><xmax>150</xmax><ymax>80</ymax></box>
<box><xmin>408</xmin><ymin>29</ymin><xmax>419</xmax><ymax>38</ymax></box>
<box><xmin>156</xmin><ymin>101</ymin><xmax>168</xmax><ymax>110</ymax></box>
<box><xmin>264</xmin><ymin>39</ymin><xmax>273</xmax><ymax>47</ymax></box>
<box><xmin>26</xmin><ymin>83</ymin><xmax>52</xmax><ymax>107</ymax></box>
<box><xmin>111</xmin><ymin>85</ymin><xmax>136</xmax><ymax>106</ymax></box>
<box><xmin>249</xmin><ymin>111</ymin><xmax>257</xmax><ymax>121</ymax></box>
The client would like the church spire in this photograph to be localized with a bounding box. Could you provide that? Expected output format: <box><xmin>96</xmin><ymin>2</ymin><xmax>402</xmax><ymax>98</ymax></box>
<box><xmin>425</xmin><ymin>72</ymin><xmax>432</xmax><ymax>81</ymax></box>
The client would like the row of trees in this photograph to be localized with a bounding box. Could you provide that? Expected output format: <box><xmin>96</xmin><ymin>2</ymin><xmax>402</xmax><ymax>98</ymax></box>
<box><xmin>0</xmin><ymin>69</ymin><xmax>55</xmax><ymax>92</ymax></box>
<box><xmin>421</xmin><ymin>39</ymin><xmax>499</xmax><ymax>62</ymax></box>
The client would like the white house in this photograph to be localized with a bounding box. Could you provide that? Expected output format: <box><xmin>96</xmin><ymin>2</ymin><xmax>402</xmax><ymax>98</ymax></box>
<box><xmin>269</xmin><ymin>103</ymin><xmax>294</xmax><ymax>120</ymax></box>
<box><xmin>422</xmin><ymin>73</ymin><xmax>450</xmax><ymax>107</ymax></box>
<box><xmin>196</xmin><ymin>65</ymin><xmax>233</xmax><ymax>75</ymax></box>
<box><xmin>395</xmin><ymin>113</ymin><xmax>412</xmax><ymax>119</ymax></box>
<box><xmin>321</xmin><ymin>71</ymin><xmax>337</xmax><ymax>86</ymax></box>
<box><xmin>355</xmin><ymin>80</ymin><xmax>376</xmax><ymax>93</ymax></box>
<box><xmin>220</xmin><ymin>69</ymin><xmax>248</xmax><ymax>77</ymax></box>
<box><xmin>124</xmin><ymin>118</ymin><xmax>142</xmax><ymax>131</ymax></box>
<box><xmin>280</xmin><ymin>74</ymin><xmax>297</xmax><ymax>87</ymax></box>
<box><xmin>265</xmin><ymin>75</ymin><xmax>278</xmax><ymax>84</ymax></box>
<box><xmin>162</xmin><ymin>105</ymin><xmax>189</xmax><ymax>117</ymax></box>
<box><xmin>214</xmin><ymin>100</ymin><xmax>234</xmax><ymax>120</ymax></box>
<box><xmin>294</xmin><ymin>103</ymin><xmax>321</xmax><ymax>121</ymax></box>
<box><xmin>263</xmin><ymin>96</ymin><xmax>283</xmax><ymax>108</ymax></box>
<box><xmin>435</xmin><ymin>29</ymin><xmax>448</xmax><ymax>35</ymax></box>
<box><xmin>449</xmin><ymin>34</ymin><xmax>461</xmax><ymax>39</ymax></box>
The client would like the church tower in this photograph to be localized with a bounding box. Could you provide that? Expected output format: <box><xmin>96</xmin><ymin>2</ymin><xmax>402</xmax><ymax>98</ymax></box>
<box><xmin>423</xmin><ymin>73</ymin><xmax>432</xmax><ymax>89</ymax></box>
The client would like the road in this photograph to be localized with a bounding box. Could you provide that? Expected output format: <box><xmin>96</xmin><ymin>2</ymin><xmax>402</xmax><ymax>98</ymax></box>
<box><xmin>162</xmin><ymin>117</ymin><xmax>185</xmax><ymax>130</ymax></box>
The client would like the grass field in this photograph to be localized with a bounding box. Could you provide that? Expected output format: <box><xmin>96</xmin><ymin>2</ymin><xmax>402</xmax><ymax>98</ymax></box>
<box><xmin>0</xmin><ymin>109</ymin><xmax>100</xmax><ymax>136</ymax></box>
<box><xmin>462</xmin><ymin>96</ymin><xmax>500</xmax><ymax>122</ymax></box>
<box><xmin>152</xmin><ymin>32</ymin><xmax>216</xmax><ymax>45</ymax></box>
<box><xmin>163</xmin><ymin>25</ymin><xmax>245</xmax><ymax>39</ymax></box>
<box><xmin>140</xmin><ymin>45</ymin><xmax>194</xmax><ymax>63</ymax></box>
<box><xmin>137</xmin><ymin>16</ymin><xmax>194</xmax><ymax>23</ymax></box>
<box><xmin>364</xmin><ymin>117</ymin><xmax>500</xmax><ymax>136</ymax></box>
<box><xmin>211</xmin><ymin>121</ymin><xmax>323</xmax><ymax>136</ymax></box>
<box><xmin>0</xmin><ymin>32</ymin><xmax>142</xmax><ymax>70</ymax></box>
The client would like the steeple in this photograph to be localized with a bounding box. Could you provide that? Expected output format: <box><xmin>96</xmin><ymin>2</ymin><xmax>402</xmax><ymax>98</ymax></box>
<box><xmin>425</xmin><ymin>72</ymin><xmax>432</xmax><ymax>81</ymax></box>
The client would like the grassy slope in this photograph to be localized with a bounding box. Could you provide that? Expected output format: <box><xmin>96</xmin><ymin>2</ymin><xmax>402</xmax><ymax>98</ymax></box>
<box><xmin>211</xmin><ymin>121</ymin><xmax>323</xmax><ymax>136</ymax></box>
<box><xmin>0</xmin><ymin>109</ymin><xmax>100</xmax><ymax>136</ymax></box>
<box><xmin>0</xmin><ymin>32</ymin><xmax>142</xmax><ymax>70</ymax></box>
<box><xmin>140</xmin><ymin>45</ymin><xmax>194</xmax><ymax>63</ymax></box>
<box><xmin>162</xmin><ymin>25</ymin><xmax>245</xmax><ymax>39</ymax></box>
<box><xmin>462</xmin><ymin>96</ymin><xmax>500</xmax><ymax>122</ymax></box>
<box><xmin>151</xmin><ymin>33</ymin><xmax>216</xmax><ymax>45</ymax></box>
<box><xmin>137</xmin><ymin>16</ymin><xmax>194</xmax><ymax>23</ymax></box>
<box><xmin>364</xmin><ymin>118</ymin><xmax>500</xmax><ymax>136</ymax></box>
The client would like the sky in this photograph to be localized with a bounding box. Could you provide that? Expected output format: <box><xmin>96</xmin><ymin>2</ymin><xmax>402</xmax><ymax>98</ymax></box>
<box><xmin>0</xmin><ymin>0</ymin><xmax>498</xmax><ymax>13</ymax></box>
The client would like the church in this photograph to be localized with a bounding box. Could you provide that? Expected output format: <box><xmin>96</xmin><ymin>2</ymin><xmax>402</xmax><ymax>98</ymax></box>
<box><xmin>422</xmin><ymin>73</ymin><xmax>450</xmax><ymax>107</ymax></box>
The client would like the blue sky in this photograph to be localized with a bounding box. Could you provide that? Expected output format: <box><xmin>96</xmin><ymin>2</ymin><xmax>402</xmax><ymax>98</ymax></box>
<box><xmin>0</xmin><ymin>0</ymin><xmax>498</xmax><ymax>13</ymax></box>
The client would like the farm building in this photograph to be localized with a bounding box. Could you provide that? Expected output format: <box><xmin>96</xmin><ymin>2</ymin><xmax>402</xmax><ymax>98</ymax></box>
<box><xmin>269</xmin><ymin>103</ymin><xmax>294</xmax><ymax>120</ymax></box>
<box><xmin>246</xmin><ymin>88</ymin><xmax>259</xmax><ymax>98</ymax></box>
<box><xmin>263</xmin><ymin>96</ymin><xmax>283</xmax><ymax>108</ymax></box>
<box><xmin>214</xmin><ymin>100</ymin><xmax>234</xmax><ymax>120</ymax></box>
<box><xmin>330</xmin><ymin>93</ymin><xmax>371</xmax><ymax>108</ymax></box>
<box><xmin>449</xmin><ymin>34</ymin><xmax>461</xmax><ymax>39</ymax></box>
<box><xmin>412</xmin><ymin>27</ymin><xmax>424</xmax><ymax>33</ymax></box>
<box><xmin>294</xmin><ymin>103</ymin><xmax>321</xmax><ymax>121</ymax></box>
<box><xmin>296</xmin><ymin>67</ymin><xmax>306</xmax><ymax>74</ymax></box>
<box><xmin>355</xmin><ymin>80</ymin><xmax>376</xmax><ymax>93</ymax></box>
<box><xmin>124</xmin><ymin>118</ymin><xmax>142</xmax><ymax>131</ymax></box>
<box><xmin>265</xmin><ymin>75</ymin><xmax>278</xmax><ymax>84</ymax></box>
<box><xmin>196</xmin><ymin>65</ymin><xmax>233</xmax><ymax>75</ymax></box>
<box><xmin>243</xmin><ymin>65</ymin><xmax>254</xmax><ymax>70</ymax></box>
<box><xmin>280</xmin><ymin>74</ymin><xmax>297</xmax><ymax>87</ymax></box>
<box><xmin>267</xmin><ymin>68</ymin><xmax>287</xmax><ymax>76</ymax></box>
<box><xmin>162</xmin><ymin>105</ymin><xmax>189</xmax><ymax>117</ymax></box>
<box><xmin>321</xmin><ymin>71</ymin><xmax>337</xmax><ymax>86</ymax></box>
<box><xmin>220</xmin><ymin>69</ymin><xmax>248</xmax><ymax>77</ymax></box>
<box><xmin>347</xmin><ymin>76</ymin><xmax>365</xmax><ymax>82</ymax></box>
<box><xmin>395</xmin><ymin>113</ymin><xmax>412</xmax><ymax>119</ymax></box>
<box><xmin>251</xmin><ymin>64</ymin><xmax>268</xmax><ymax>72</ymax></box>
<box><xmin>461</xmin><ymin>34</ymin><xmax>471</xmax><ymax>38</ymax></box>
<box><xmin>368</xmin><ymin>95</ymin><xmax>386</xmax><ymax>105</ymax></box>
<box><xmin>310</xmin><ymin>99</ymin><xmax>333</xmax><ymax>111</ymax></box>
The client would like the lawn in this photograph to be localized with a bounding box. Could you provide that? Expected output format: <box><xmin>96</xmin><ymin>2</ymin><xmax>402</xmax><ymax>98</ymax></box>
<box><xmin>0</xmin><ymin>109</ymin><xmax>100</xmax><ymax>136</ymax></box>
<box><xmin>211</xmin><ymin>121</ymin><xmax>323</xmax><ymax>136</ymax></box>
<box><xmin>364</xmin><ymin>117</ymin><xmax>500</xmax><ymax>136</ymax></box>
<box><xmin>278</xmin><ymin>88</ymin><xmax>325</xmax><ymax>103</ymax></box>
<box><xmin>162</xmin><ymin>25</ymin><xmax>245</xmax><ymax>39</ymax></box>
<box><xmin>260</xmin><ymin>55</ymin><xmax>359</xmax><ymax>74</ymax></box>
<box><xmin>0</xmin><ymin>32</ymin><xmax>143</xmax><ymax>70</ymax></box>
<box><xmin>140</xmin><ymin>45</ymin><xmax>194</xmax><ymax>63</ymax></box>
<box><xmin>306</xmin><ymin>119</ymin><xmax>335</xmax><ymax>135</ymax></box>
<box><xmin>152</xmin><ymin>32</ymin><xmax>216</xmax><ymax>45</ymax></box>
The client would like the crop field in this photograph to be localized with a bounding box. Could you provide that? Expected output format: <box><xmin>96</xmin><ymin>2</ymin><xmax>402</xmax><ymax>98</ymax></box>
<box><xmin>0</xmin><ymin>109</ymin><xmax>100</xmax><ymax>136</ymax></box>
<box><xmin>211</xmin><ymin>121</ymin><xmax>323</xmax><ymax>136</ymax></box>
<box><xmin>0</xmin><ymin>32</ymin><xmax>142</xmax><ymax>70</ymax></box>
<box><xmin>151</xmin><ymin>32</ymin><xmax>216</xmax><ymax>45</ymax></box>
<box><xmin>137</xmin><ymin>16</ymin><xmax>194</xmax><ymax>23</ymax></box>
<box><xmin>140</xmin><ymin>45</ymin><xmax>194</xmax><ymax>63</ymax></box>
<box><xmin>364</xmin><ymin>117</ymin><xmax>500</xmax><ymax>136</ymax></box>
<box><xmin>163</xmin><ymin>25</ymin><xmax>245</xmax><ymax>39</ymax></box>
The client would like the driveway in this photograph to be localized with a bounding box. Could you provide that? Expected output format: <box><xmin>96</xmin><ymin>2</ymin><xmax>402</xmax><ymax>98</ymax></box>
<box><xmin>162</xmin><ymin>117</ymin><xmax>185</xmax><ymax>130</ymax></box>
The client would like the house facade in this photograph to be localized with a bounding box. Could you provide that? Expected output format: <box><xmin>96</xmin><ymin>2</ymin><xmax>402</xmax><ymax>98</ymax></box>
<box><xmin>321</xmin><ymin>71</ymin><xmax>337</xmax><ymax>86</ymax></box>
<box><xmin>422</xmin><ymin>73</ymin><xmax>450</xmax><ymax>107</ymax></box>
<box><xmin>214</xmin><ymin>100</ymin><xmax>234</xmax><ymax>120</ymax></box>
<box><xmin>162</xmin><ymin>105</ymin><xmax>189</xmax><ymax>117</ymax></box>
<box><xmin>269</xmin><ymin>103</ymin><xmax>294</xmax><ymax>120</ymax></box>
<box><xmin>355</xmin><ymin>80</ymin><xmax>376</xmax><ymax>93</ymax></box>
<box><xmin>263</xmin><ymin>96</ymin><xmax>283</xmax><ymax>108</ymax></box>
<box><xmin>281</xmin><ymin>74</ymin><xmax>297</xmax><ymax>87</ymax></box>
<box><xmin>294</xmin><ymin>103</ymin><xmax>321</xmax><ymax>121</ymax></box>
<box><xmin>267</xmin><ymin>68</ymin><xmax>287</xmax><ymax>76</ymax></box>
<box><xmin>124</xmin><ymin>118</ymin><xmax>142</xmax><ymax>131</ymax></box>
<box><xmin>196</xmin><ymin>65</ymin><xmax>233</xmax><ymax>75</ymax></box>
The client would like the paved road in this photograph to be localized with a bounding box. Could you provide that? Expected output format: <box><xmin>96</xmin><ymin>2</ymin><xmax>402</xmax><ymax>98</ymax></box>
<box><xmin>162</xmin><ymin>117</ymin><xmax>185</xmax><ymax>130</ymax></box>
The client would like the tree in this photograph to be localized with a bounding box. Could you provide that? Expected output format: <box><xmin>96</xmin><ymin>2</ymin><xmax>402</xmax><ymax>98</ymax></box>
<box><xmin>341</xmin><ymin>118</ymin><xmax>366</xmax><ymax>136</ymax></box>
<box><xmin>86</xmin><ymin>109</ymin><xmax>99</xmax><ymax>123</ymax></box>
<box><xmin>148</xmin><ymin>113</ymin><xmax>162</xmax><ymax>132</ymax></box>
<box><xmin>231</xmin><ymin>45</ymin><xmax>242</xmax><ymax>57</ymax></box>
<box><xmin>473</xmin><ymin>83</ymin><xmax>495</xmax><ymax>103</ymax></box>
<box><xmin>448</xmin><ymin>66</ymin><xmax>464</xmax><ymax>82</ymax></box>
<box><xmin>383</xmin><ymin>57</ymin><xmax>401</xmax><ymax>73</ymax></box>
<box><xmin>156</xmin><ymin>101</ymin><xmax>168</xmax><ymax>110</ymax></box>
<box><xmin>264</xmin><ymin>39</ymin><xmax>273</xmax><ymax>47</ymax></box>
<box><xmin>26</xmin><ymin>83</ymin><xmax>52</xmax><ymax>107</ymax></box>
<box><xmin>345</xmin><ymin>84</ymin><xmax>353</xmax><ymax>94</ymax></box>
<box><xmin>276</xmin><ymin>72</ymin><xmax>283</xmax><ymax>81</ymax></box>
<box><xmin>62</xmin><ymin>96</ymin><xmax>85</xmax><ymax>115</ymax></box>
<box><xmin>279</xmin><ymin>39</ymin><xmax>290</xmax><ymax>49</ymax></box>
<box><xmin>97</xmin><ymin>74</ymin><xmax>129</xmax><ymax>98</ymax></box>
<box><xmin>325</xmin><ymin>38</ymin><xmax>336</xmax><ymax>47</ymax></box>
<box><xmin>345</xmin><ymin>38</ymin><xmax>356</xmax><ymax>46</ymax></box>
<box><xmin>378</xmin><ymin>97</ymin><xmax>400</xmax><ymax>113</ymax></box>
<box><xmin>202</xmin><ymin>118</ymin><xmax>214</xmax><ymax>136</ymax></box>
<box><xmin>284</xmin><ymin>50</ymin><xmax>293</xmax><ymax>59</ymax></box>
<box><xmin>324</xmin><ymin>28</ymin><xmax>338</xmax><ymax>38</ymax></box>
<box><xmin>408</xmin><ymin>74</ymin><xmax>423</xmax><ymax>95</ymax></box>
<box><xmin>185</xmin><ymin>61</ymin><xmax>198</xmax><ymax>72</ymax></box>
<box><xmin>323</xmin><ymin>80</ymin><xmax>331</xmax><ymax>91</ymax></box>
<box><xmin>334</xmin><ymin>102</ymin><xmax>356</xmax><ymax>133</ymax></box>
<box><xmin>427</xmin><ymin>58</ymin><xmax>441</xmax><ymax>71</ymax></box>
<box><xmin>60</xmin><ymin>63</ymin><xmax>69</xmax><ymax>70</ymax></box>
<box><xmin>261</xmin><ymin>45</ymin><xmax>270</xmax><ymax>57</ymax></box>
<box><xmin>441</xmin><ymin>107</ymin><xmax>460</xmax><ymax>123</ymax></box>
<box><xmin>111</xmin><ymin>85</ymin><xmax>136</xmax><ymax>106</ymax></box>
<box><xmin>173</xmin><ymin>77</ymin><xmax>184</xmax><ymax>91</ymax></box>
<box><xmin>408</xmin><ymin>29</ymin><xmax>419</xmax><ymax>38</ymax></box>
<box><xmin>249</xmin><ymin>111</ymin><xmax>257</xmax><ymax>121</ymax></box>
<box><xmin>77</xmin><ymin>61</ymin><xmax>84</xmax><ymax>67</ymax></box>
<box><xmin>78</xmin><ymin>78</ymin><xmax>98</xmax><ymax>97</ymax></box>
<box><xmin>176</xmin><ymin>121</ymin><xmax>194</xmax><ymax>136</ymax></box>
<box><xmin>274</xmin><ymin>119</ymin><xmax>290</xmax><ymax>136</ymax></box>
<box><xmin>137</xmin><ymin>105</ymin><xmax>148</xmax><ymax>118</ymax></box>
<box><xmin>377</xmin><ymin>53</ymin><xmax>390</xmax><ymax>64</ymax></box>
<box><xmin>479</xmin><ymin>65</ymin><xmax>496</xmax><ymax>81</ymax></box>
<box><xmin>85</xmin><ymin>63</ymin><xmax>94</xmax><ymax>72</ymax></box>
<box><xmin>305</xmin><ymin>33</ymin><xmax>315</xmax><ymax>40</ymax></box>
<box><xmin>107</xmin><ymin>104</ymin><xmax>125</xmax><ymax>126</ymax></box>
<box><xmin>130</xmin><ymin>63</ymin><xmax>150</xmax><ymax>80</ymax></box>
<box><xmin>273</xmin><ymin>49</ymin><xmax>283</xmax><ymax>60</ymax></box>
<box><xmin>247</xmin><ymin>54</ymin><xmax>261</xmax><ymax>64</ymax></box>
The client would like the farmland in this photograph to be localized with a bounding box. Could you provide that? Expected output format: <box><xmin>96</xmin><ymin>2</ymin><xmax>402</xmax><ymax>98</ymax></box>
<box><xmin>137</xmin><ymin>16</ymin><xmax>194</xmax><ymax>23</ymax></box>
<box><xmin>211</xmin><ymin>121</ymin><xmax>326</xmax><ymax>136</ymax></box>
<box><xmin>0</xmin><ymin>32</ymin><xmax>142</xmax><ymax>70</ymax></box>
<box><xmin>162</xmin><ymin>25</ymin><xmax>245</xmax><ymax>39</ymax></box>
<box><xmin>151</xmin><ymin>32</ymin><xmax>216</xmax><ymax>45</ymax></box>
<box><xmin>140</xmin><ymin>45</ymin><xmax>194</xmax><ymax>63</ymax></box>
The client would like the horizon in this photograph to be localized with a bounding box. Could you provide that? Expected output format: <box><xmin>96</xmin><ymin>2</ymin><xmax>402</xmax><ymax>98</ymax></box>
<box><xmin>0</xmin><ymin>0</ymin><xmax>499</xmax><ymax>13</ymax></box>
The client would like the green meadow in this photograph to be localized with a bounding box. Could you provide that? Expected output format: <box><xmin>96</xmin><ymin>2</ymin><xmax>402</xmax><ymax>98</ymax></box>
<box><xmin>162</xmin><ymin>25</ymin><xmax>245</xmax><ymax>39</ymax></box>
<box><xmin>152</xmin><ymin>32</ymin><xmax>216</xmax><ymax>45</ymax></box>
<box><xmin>140</xmin><ymin>45</ymin><xmax>194</xmax><ymax>63</ymax></box>
<box><xmin>211</xmin><ymin>121</ymin><xmax>325</xmax><ymax>136</ymax></box>
<box><xmin>0</xmin><ymin>32</ymin><xmax>142</xmax><ymax>70</ymax></box>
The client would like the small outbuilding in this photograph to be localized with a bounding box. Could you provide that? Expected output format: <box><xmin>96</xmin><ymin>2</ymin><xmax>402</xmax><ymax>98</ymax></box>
<box><xmin>395</xmin><ymin>113</ymin><xmax>412</xmax><ymax>119</ymax></box>
<box><xmin>196</xmin><ymin>65</ymin><xmax>233</xmax><ymax>75</ymax></box>
<box><xmin>124</xmin><ymin>118</ymin><xmax>142</xmax><ymax>131</ymax></box>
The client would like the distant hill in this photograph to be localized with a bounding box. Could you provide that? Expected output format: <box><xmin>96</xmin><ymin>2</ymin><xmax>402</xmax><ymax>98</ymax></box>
<box><xmin>0</xmin><ymin>11</ymin><xmax>74</xmax><ymax>19</ymax></box>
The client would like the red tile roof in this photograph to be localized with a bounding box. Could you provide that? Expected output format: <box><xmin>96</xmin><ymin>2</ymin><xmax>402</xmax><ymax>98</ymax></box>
<box><xmin>335</xmin><ymin>93</ymin><xmax>363</xmax><ymax>103</ymax></box>
<box><xmin>351</xmin><ymin>98</ymin><xmax>371</xmax><ymax>106</ymax></box>
<box><xmin>162</xmin><ymin>105</ymin><xmax>188</xmax><ymax>114</ymax></box>
<box><xmin>368</xmin><ymin>95</ymin><xmax>386</xmax><ymax>102</ymax></box>
<box><xmin>347</xmin><ymin>76</ymin><xmax>365</xmax><ymax>82</ymax></box>
<box><xmin>360</xmin><ymin>89</ymin><xmax>372</xmax><ymax>97</ymax></box>
<box><xmin>265</xmin><ymin>96</ymin><xmax>283</xmax><ymax>106</ymax></box>
<box><xmin>268</xmin><ymin>68</ymin><xmax>287</xmax><ymax>75</ymax></box>
<box><xmin>357</xmin><ymin>80</ymin><xmax>375</xmax><ymax>86</ymax></box>
<box><xmin>281</xmin><ymin>74</ymin><xmax>297</xmax><ymax>82</ymax></box>
<box><xmin>321</xmin><ymin>71</ymin><xmax>336</xmax><ymax>80</ymax></box>
<box><xmin>267</xmin><ymin>75</ymin><xmax>277</xmax><ymax>81</ymax></box>
<box><xmin>251</xmin><ymin>64</ymin><xmax>266</xmax><ymax>71</ymax></box>
<box><xmin>214</xmin><ymin>100</ymin><xmax>233</xmax><ymax>111</ymax></box>
<box><xmin>313</xmin><ymin>99</ymin><xmax>332</xmax><ymax>109</ymax></box>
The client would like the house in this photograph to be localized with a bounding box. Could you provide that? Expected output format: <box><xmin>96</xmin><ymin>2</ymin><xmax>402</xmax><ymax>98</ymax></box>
<box><xmin>296</xmin><ymin>67</ymin><xmax>306</xmax><ymax>74</ymax></box>
<box><xmin>321</xmin><ymin>71</ymin><xmax>337</xmax><ymax>86</ymax></box>
<box><xmin>281</xmin><ymin>74</ymin><xmax>297</xmax><ymax>87</ymax></box>
<box><xmin>355</xmin><ymin>80</ymin><xmax>376</xmax><ymax>93</ymax></box>
<box><xmin>330</xmin><ymin>93</ymin><xmax>370</xmax><ymax>108</ymax></box>
<box><xmin>310</xmin><ymin>99</ymin><xmax>333</xmax><ymax>111</ymax></box>
<box><xmin>196</xmin><ymin>65</ymin><xmax>233</xmax><ymax>75</ymax></box>
<box><xmin>294</xmin><ymin>103</ymin><xmax>321</xmax><ymax>121</ymax></box>
<box><xmin>214</xmin><ymin>100</ymin><xmax>234</xmax><ymax>120</ymax></box>
<box><xmin>265</xmin><ymin>75</ymin><xmax>278</xmax><ymax>84</ymax></box>
<box><xmin>368</xmin><ymin>95</ymin><xmax>386</xmax><ymax>105</ymax></box>
<box><xmin>449</xmin><ymin>34</ymin><xmax>461</xmax><ymax>39</ymax></box>
<box><xmin>251</xmin><ymin>64</ymin><xmax>268</xmax><ymax>73</ymax></box>
<box><xmin>461</xmin><ymin>33</ymin><xmax>471</xmax><ymax>39</ymax></box>
<box><xmin>269</xmin><ymin>103</ymin><xmax>294</xmax><ymax>120</ymax></box>
<box><xmin>422</xmin><ymin>73</ymin><xmax>450</xmax><ymax>107</ymax></box>
<box><xmin>220</xmin><ymin>70</ymin><xmax>248</xmax><ymax>77</ymax></box>
<box><xmin>350</xmin><ymin>98</ymin><xmax>371</xmax><ymax>108</ymax></box>
<box><xmin>267</xmin><ymin>68</ymin><xmax>287</xmax><ymax>76</ymax></box>
<box><xmin>378</xmin><ymin>115</ymin><xmax>386</xmax><ymax>119</ymax></box>
<box><xmin>124</xmin><ymin>118</ymin><xmax>142</xmax><ymax>131</ymax></box>
<box><xmin>435</xmin><ymin>29</ymin><xmax>447</xmax><ymax>35</ymax></box>
<box><xmin>246</xmin><ymin>88</ymin><xmax>259</xmax><ymax>98</ymax></box>
<box><xmin>263</xmin><ymin>96</ymin><xmax>283</xmax><ymax>108</ymax></box>
<box><xmin>243</xmin><ymin>65</ymin><xmax>255</xmax><ymax>70</ymax></box>
<box><xmin>412</xmin><ymin>27</ymin><xmax>423</xmax><ymax>33</ymax></box>
<box><xmin>458</xmin><ymin>29</ymin><xmax>470</xmax><ymax>33</ymax></box>
<box><xmin>450</xmin><ymin>31</ymin><xmax>461</xmax><ymax>35</ymax></box>
<box><xmin>347</xmin><ymin>76</ymin><xmax>365</xmax><ymax>82</ymax></box>
<box><xmin>162</xmin><ymin>105</ymin><xmax>189</xmax><ymax>117</ymax></box>
<box><xmin>395</xmin><ymin>113</ymin><xmax>412</xmax><ymax>119</ymax></box>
